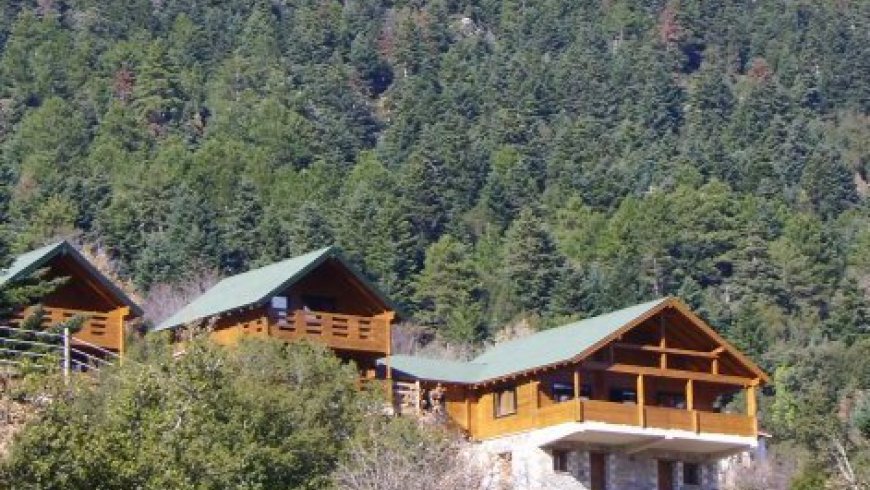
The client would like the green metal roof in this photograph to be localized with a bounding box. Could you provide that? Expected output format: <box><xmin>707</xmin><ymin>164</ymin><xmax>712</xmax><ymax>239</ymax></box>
<box><xmin>384</xmin><ymin>355</ymin><xmax>485</xmax><ymax>384</ymax></box>
<box><xmin>0</xmin><ymin>241</ymin><xmax>143</xmax><ymax>316</ymax></box>
<box><xmin>155</xmin><ymin>246</ymin><xmax>398</xmax><ymax>331</ymax></box>
<box><xmin>381</xmin><ymin>298</ymin><xmax>670</xmax><ymax>384</ymax></box>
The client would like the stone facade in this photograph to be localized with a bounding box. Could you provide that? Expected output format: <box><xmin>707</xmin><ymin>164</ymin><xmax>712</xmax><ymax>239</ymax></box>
<box><xmin>477</xmin><ymin>431</ymin><xmax>728</xmax><ymax>490</ymax></box>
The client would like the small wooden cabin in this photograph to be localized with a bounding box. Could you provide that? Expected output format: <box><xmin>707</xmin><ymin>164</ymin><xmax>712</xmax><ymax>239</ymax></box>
<box><xmin>1</xmin><ymin>241</ymin><xmax>142</xmax><ymax>356</ymax></box>
<box><xmin>383</xmin><ymin>297</ymin><xmax>768</xmax><ymax>454</ymax></box>
<box><xmin>155</xmin><ymin>246</ymin><xmax>398</xmax><ymax>377</ymax></box>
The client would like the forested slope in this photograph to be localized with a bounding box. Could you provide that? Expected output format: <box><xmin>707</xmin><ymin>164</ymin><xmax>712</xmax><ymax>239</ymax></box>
<box><xmin>0</xmin><ymin>0</ymin><xmax>868</xmax><ymax>485</ymax></box>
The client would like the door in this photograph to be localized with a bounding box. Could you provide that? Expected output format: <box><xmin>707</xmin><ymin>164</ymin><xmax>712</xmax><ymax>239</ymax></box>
<box><xmin>658</xmin><ymin>460</ymin><xmax>675</xmax><ymax>490</ymax></box>
<box><xmin>590</xmin><ymin>452</ymin><xmax>607</xmax><ymax>490</ymax></box>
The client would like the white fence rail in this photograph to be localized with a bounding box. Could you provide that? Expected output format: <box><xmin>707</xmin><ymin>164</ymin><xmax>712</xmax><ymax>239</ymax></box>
<box><xmin>0</xmin><ymin>325</ymin><xmax>119</xmax><ymax>380</ymax></box>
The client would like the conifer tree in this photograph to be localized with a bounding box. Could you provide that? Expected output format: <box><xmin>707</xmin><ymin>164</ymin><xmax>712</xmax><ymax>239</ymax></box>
<box><xmin>502</xmin><ymin>207</ymin><xmax>567</xmax><ymax>318</ymax></box>
<box><xmin>414</xmin><ymin>235</ymin><xmax>484</xmax><ymax>341</ymax></box>
<box><xmin>133</xmin><ymin>41</ymin><xmax>183</xmax><ymax>128</ymax></box>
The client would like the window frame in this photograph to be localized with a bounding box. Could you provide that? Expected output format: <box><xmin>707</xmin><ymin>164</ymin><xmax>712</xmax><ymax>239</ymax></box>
<box><xmin>683</xmin><ymin>462</ymin><xmax>701</xmax><ymax>486</ymax></box>
<box><xmin>493</xmin><ymin>386</ymin><xmax>518</xmax><ymax>418</ymax></box>
<box><xmin>608</xmin><ymin>387</ymin><xmax>638</xmax><ymax>404</ymax></box>
<box><xmin>656</xmin><ymin>391</ymin><xmax>687</xmax><ymax>409</ymax></box>
<box><xmin>552</xmin><ymin>449</ymin><xmax>569</xmax><ymax>473</ymax></box>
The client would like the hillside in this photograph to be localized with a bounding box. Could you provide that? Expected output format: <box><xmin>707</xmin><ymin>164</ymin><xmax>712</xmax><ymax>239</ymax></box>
<box><xmin>0</xmin><ymin>0</ymin><xmax>868</xmax><ymax>486</ymax></box>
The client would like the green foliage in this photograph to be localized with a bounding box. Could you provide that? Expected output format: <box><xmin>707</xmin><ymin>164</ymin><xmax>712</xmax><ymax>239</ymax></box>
<box><xmin>414</xmin><ymin>235</ymin><xmax>484</xmax><ymax>341</ymax></box>
<box><xmin>502</xmin><ymin>208</ymin><xmax>569</xmax><ymax>318</ymax></box>
<box><xmin>2</xmin><ymin>338</ymin><xmax>365</xmax><ymax>489</ymax></box>
<box><xmin>0</xmin><ymin>1</ymin><xmax>866</xmax><ymax>482</ymax></box>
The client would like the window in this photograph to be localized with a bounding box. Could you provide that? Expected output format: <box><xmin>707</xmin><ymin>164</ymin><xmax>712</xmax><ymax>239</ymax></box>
<box><xmin>300</xmin><ymin>295</ymin><xmax>337</xmax><ymax>313</ymax></box>
<box><xmin>657</xmin><ymin>392</ymin><xmax>687</xmax><ymax>409</ymax></box>
<box><xmin>497</xmin><ymin>452</ymin><xmax>512</xmax><ymax>479</ymax></box>
<box><xmin>609</xmin><ymin>387</ymin><xmax>637</xmax><ymax>404</ymax></box>
<box><xmin>683</xmin><ymin>462</ymin><xmax>701</xmax><ymax>486</ymax></box>
<box><xmin>494</xmin><ymin>386</ymin><xmax>517</xmax><ymax>418</ymax></box>
<box><xmin>551</xmin><ymin>383</ymin><xmax>574</xmax><ymax>402</ymax></box>
<box><xmin>552</xmin><ymin>449</ymin><xmax>569</xmax><ymax>473</ymax></box>
<box><xmin>551</xmin><ymin>383</ymin><xmax>592</xmax><ymax>402</ymax></box>
<box><xmin>270</xmin><ymin>296</ymin><xmax>289</xmax><ymax>326</ymax></box>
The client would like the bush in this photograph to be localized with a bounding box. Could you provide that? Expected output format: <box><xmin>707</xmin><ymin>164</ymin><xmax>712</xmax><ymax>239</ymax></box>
<box><xmin>1</xmin><ymin>338</ymin><xmax>364</xmax><ymax>489</ymax></box>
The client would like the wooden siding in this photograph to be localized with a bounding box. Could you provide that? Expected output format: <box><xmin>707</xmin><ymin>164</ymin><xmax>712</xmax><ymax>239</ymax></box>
<box><xmin>271</xmin><ymin>310</ymin><xmax>389</xmax><ymax>353</ymax></box>
<box><xmin>201</xmin><ymin>307</ymin><xmax>392</xmax><ymax>376</ymax></box>
<box><xmin>14</xmin><ymin>306</ymin><xmax>128</xmax><ymax>353</ymax></box>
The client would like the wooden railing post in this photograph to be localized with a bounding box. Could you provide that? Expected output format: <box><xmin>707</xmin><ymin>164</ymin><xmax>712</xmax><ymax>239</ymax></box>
<box><xmin>294</xmin><ymin>309</ymin><xmax>304</xmax><ymax>335</ymax></box>
<box><xmin>747</xmin><ymin>383</ymin><xmax>758</xmax><ymax>436</ymax></box>
<box><xmin>687</xmin><ymin>378</ymin><xmax>697</xmax><ymax>432</ymax></box>
<box><xmin>118</xmin><ymin>306</ymin><xmax>129</xmax><ymax>362</ymax></box>
<box><xmin>531</xmin><ymin>380</ymin><xmax>541</xmax><ymax>425</ymax></box>
<box><xmin>637</xmin><ymin>374</ymin><xmax>645</xmax><ymax>427</ymax></box>
<box><xmin>574</xmin><ymin>367</ymin><xmax>583</xmax><ymax>422</ymax></box>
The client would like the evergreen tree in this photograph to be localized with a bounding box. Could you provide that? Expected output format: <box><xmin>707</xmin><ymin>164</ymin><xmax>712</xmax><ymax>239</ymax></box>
<box><xmin>133</xmin><ymin>41</ymin><xmax>183</xmax><ymax>128</ymax></box>
<box><xmin>414</xmin><ymin>235</ymin><xmax>484</xmax><ymax>341</ymax></box>
<box><xmin>502</xmin><ymin>208</ymin><xmax>567</xmax><ymax>318</ymax></box>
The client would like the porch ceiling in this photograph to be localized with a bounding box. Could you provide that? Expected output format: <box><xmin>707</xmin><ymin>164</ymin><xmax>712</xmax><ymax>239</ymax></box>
<box><xmin>537</xmin><ymin>421</ymin><xmax>756</xmax><ymax>456</ymax></box>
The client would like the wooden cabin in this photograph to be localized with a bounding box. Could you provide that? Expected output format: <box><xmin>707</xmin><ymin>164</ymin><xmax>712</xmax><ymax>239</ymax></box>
<box><xmin>1</xmin><ymin>241</ymin><xmax>142</xmax><ymax>356</ymax></box>
<box><xmin>382</xmin><ymin>297</ymin><xmax>769</xmax><ymax>490</ymax></box>
<box><xmin>155</xmin><ymin>247</ymin><xmax>398</xmax><ymax>378</ymax></box>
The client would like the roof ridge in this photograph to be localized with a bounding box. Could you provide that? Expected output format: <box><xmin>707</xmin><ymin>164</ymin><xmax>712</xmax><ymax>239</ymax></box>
<box><xmin>383</xmin><ymin>297</ymin><xmax>671</xmax><ymax>384</ymax></box>
<box><xmin>215</xmin><ymin>246</ymin><xmax>334</xmax><ymax>285</ymax></box>
<box><xmin>154</xmin><ymin>244</ymin><xmax>402</xmax><ymax>331</ymax></box>
<box><xmin>472</xmin><ymin>297</ymin><xmax>669</xmax><ymax>362</ymax></box>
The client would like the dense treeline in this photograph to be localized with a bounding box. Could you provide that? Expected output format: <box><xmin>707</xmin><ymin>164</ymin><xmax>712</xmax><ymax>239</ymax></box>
<box><xmin>0</xmin><ymin>0</ymin><xmax>868</xmax><ymax>485</ymax></box>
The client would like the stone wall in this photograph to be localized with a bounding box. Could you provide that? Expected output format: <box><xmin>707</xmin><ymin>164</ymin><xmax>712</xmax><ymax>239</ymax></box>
<box><xmin>476</xmin><ymin>432</ymin><xmax>732</xmax><ymax>490</ymax></box>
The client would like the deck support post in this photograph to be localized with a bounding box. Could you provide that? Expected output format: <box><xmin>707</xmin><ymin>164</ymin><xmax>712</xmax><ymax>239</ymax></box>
<box><xmin>637</xmin><ymin>374</ymin><xmax>645</xmax><ymax>427</ymax></box>
<box><xmin>747</xmin><ymin>383</ymin><xmax>758</xmax><ymax>435</ymax></box>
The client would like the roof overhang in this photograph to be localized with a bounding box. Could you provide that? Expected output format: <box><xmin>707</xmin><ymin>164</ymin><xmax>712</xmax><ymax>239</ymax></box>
<box><xmin>0</xmin><ymin>241</ymin><xmax>142</xmax><ymax>317</ymax></box>
<box><xmin>533</xmin><ymin>421</ymin><xmax>758</xmax><ymax>457</ymax></box>
<box><xmin>155</xmin><ymin>246</ymin><xmax>404</xmax><ymax>331</ymax></box>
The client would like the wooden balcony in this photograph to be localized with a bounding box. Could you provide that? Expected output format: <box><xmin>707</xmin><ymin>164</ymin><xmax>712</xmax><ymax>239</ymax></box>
<box><xmin>12</xmin><ymin>306</ymin><xmax>125</xmax><ymax>353</ymax></box>
<box><xmin>270</xmin><ymin>310</ymin><xmax>389</xmax><ymax>354</ymax></box>
<box><xmin>476</xmin><ymin>398</ymin><xmax>755</xmax><ymax>440</ymax></box>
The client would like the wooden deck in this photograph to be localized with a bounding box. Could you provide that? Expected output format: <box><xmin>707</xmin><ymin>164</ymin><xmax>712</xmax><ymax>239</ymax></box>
<box><xmin>13</xmin><ymin>306</ymin><xmax>127</xmax><ymax>353</ymax></box>
<box><xmin>270</xmin><ymin>310</ymin><xmax>390</xmax><ymax>354</ymax></box>
<box><xmin>473</xmin><ymin>398</ymin><xmax>755</xmax><ymax>440</ymax></box>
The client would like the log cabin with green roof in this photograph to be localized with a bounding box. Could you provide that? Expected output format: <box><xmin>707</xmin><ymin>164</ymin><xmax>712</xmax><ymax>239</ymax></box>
<box><xmin>1</xmin><ymin>241</ymin><xmax>142</xmax><ymax>357</ymax></box>
<box><xmin>380</xmin><ymin>297</ymin><xmax>768</xmax><ymax>490</ymax></box>
<box><xmin>155</xmin><ymin>246</ymin><xmax>398</xmax><ymax>378</ymax></box>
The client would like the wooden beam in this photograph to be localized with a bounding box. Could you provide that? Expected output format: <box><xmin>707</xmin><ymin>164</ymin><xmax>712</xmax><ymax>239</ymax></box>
<box><xmin>582</xmin><ymin>361</ymin><xmax>756</xmax><ymax>386</ymax></box>
<box><xmin>659</xmin><ymin>318</ymin><xmax>667</xmax><ymax>369</ymax></box>
<box><xmin>746</xmin><ymin>385</ymin><xmax>757</xmax><ymax>417</ymax></box>
<box><xmin>532</xmin><ymin>380</ymin><xmax>541</xmax><ymax>410</ymax></box>
<box><xmin>686</xmin><ymin>379</ymin><xmax>694</xmax><ymax>411</ymax></box>
<box><xmin>573</xmin><ymin>368</ymin><xmax>581</xmax><ymax>399</ymax></box>
<box><xmin>613</xmin><ymin>343</ymin><xmax>720</xmax><ymax>359</ymax></box>
<box><xmin>669</xmin><ymin>300</ymin><xmax>770</xmax><ymax>383</ymax></box>
<box><xmin>747</xmin><ymin>384</ymin><xmax>759</xmax><ymax>437</ymax></box>
<box><xmin>637</xmin><ymin>374</ymin><xmax>645</xmax><ymax>427</ymax></box>
<box><xmin>117</xmin><ymin>306</ymin><xmax>129</xmax><ymax>361</ymax></box>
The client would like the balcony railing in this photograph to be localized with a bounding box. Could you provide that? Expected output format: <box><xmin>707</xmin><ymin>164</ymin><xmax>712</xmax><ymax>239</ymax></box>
<box><xmin>12</xmin><ymin>306</ymin><xmax>124</xmax><ymax>353</ymax></box>
<box><xmin>271</xmin><ymin>310</ymin><xmax>389</xmax><ymax>354</ymax></box>
<box><xmin>476</xmin><ymin>398</ymin><xmax>755</xmax><ymax>440</ymax></box>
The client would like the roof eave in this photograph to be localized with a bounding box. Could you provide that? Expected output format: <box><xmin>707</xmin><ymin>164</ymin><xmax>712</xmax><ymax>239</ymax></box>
<box><xmin>3</xmin><ymin>241</ymin><xmax>143</xmax><ymax>317</ymax></box>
